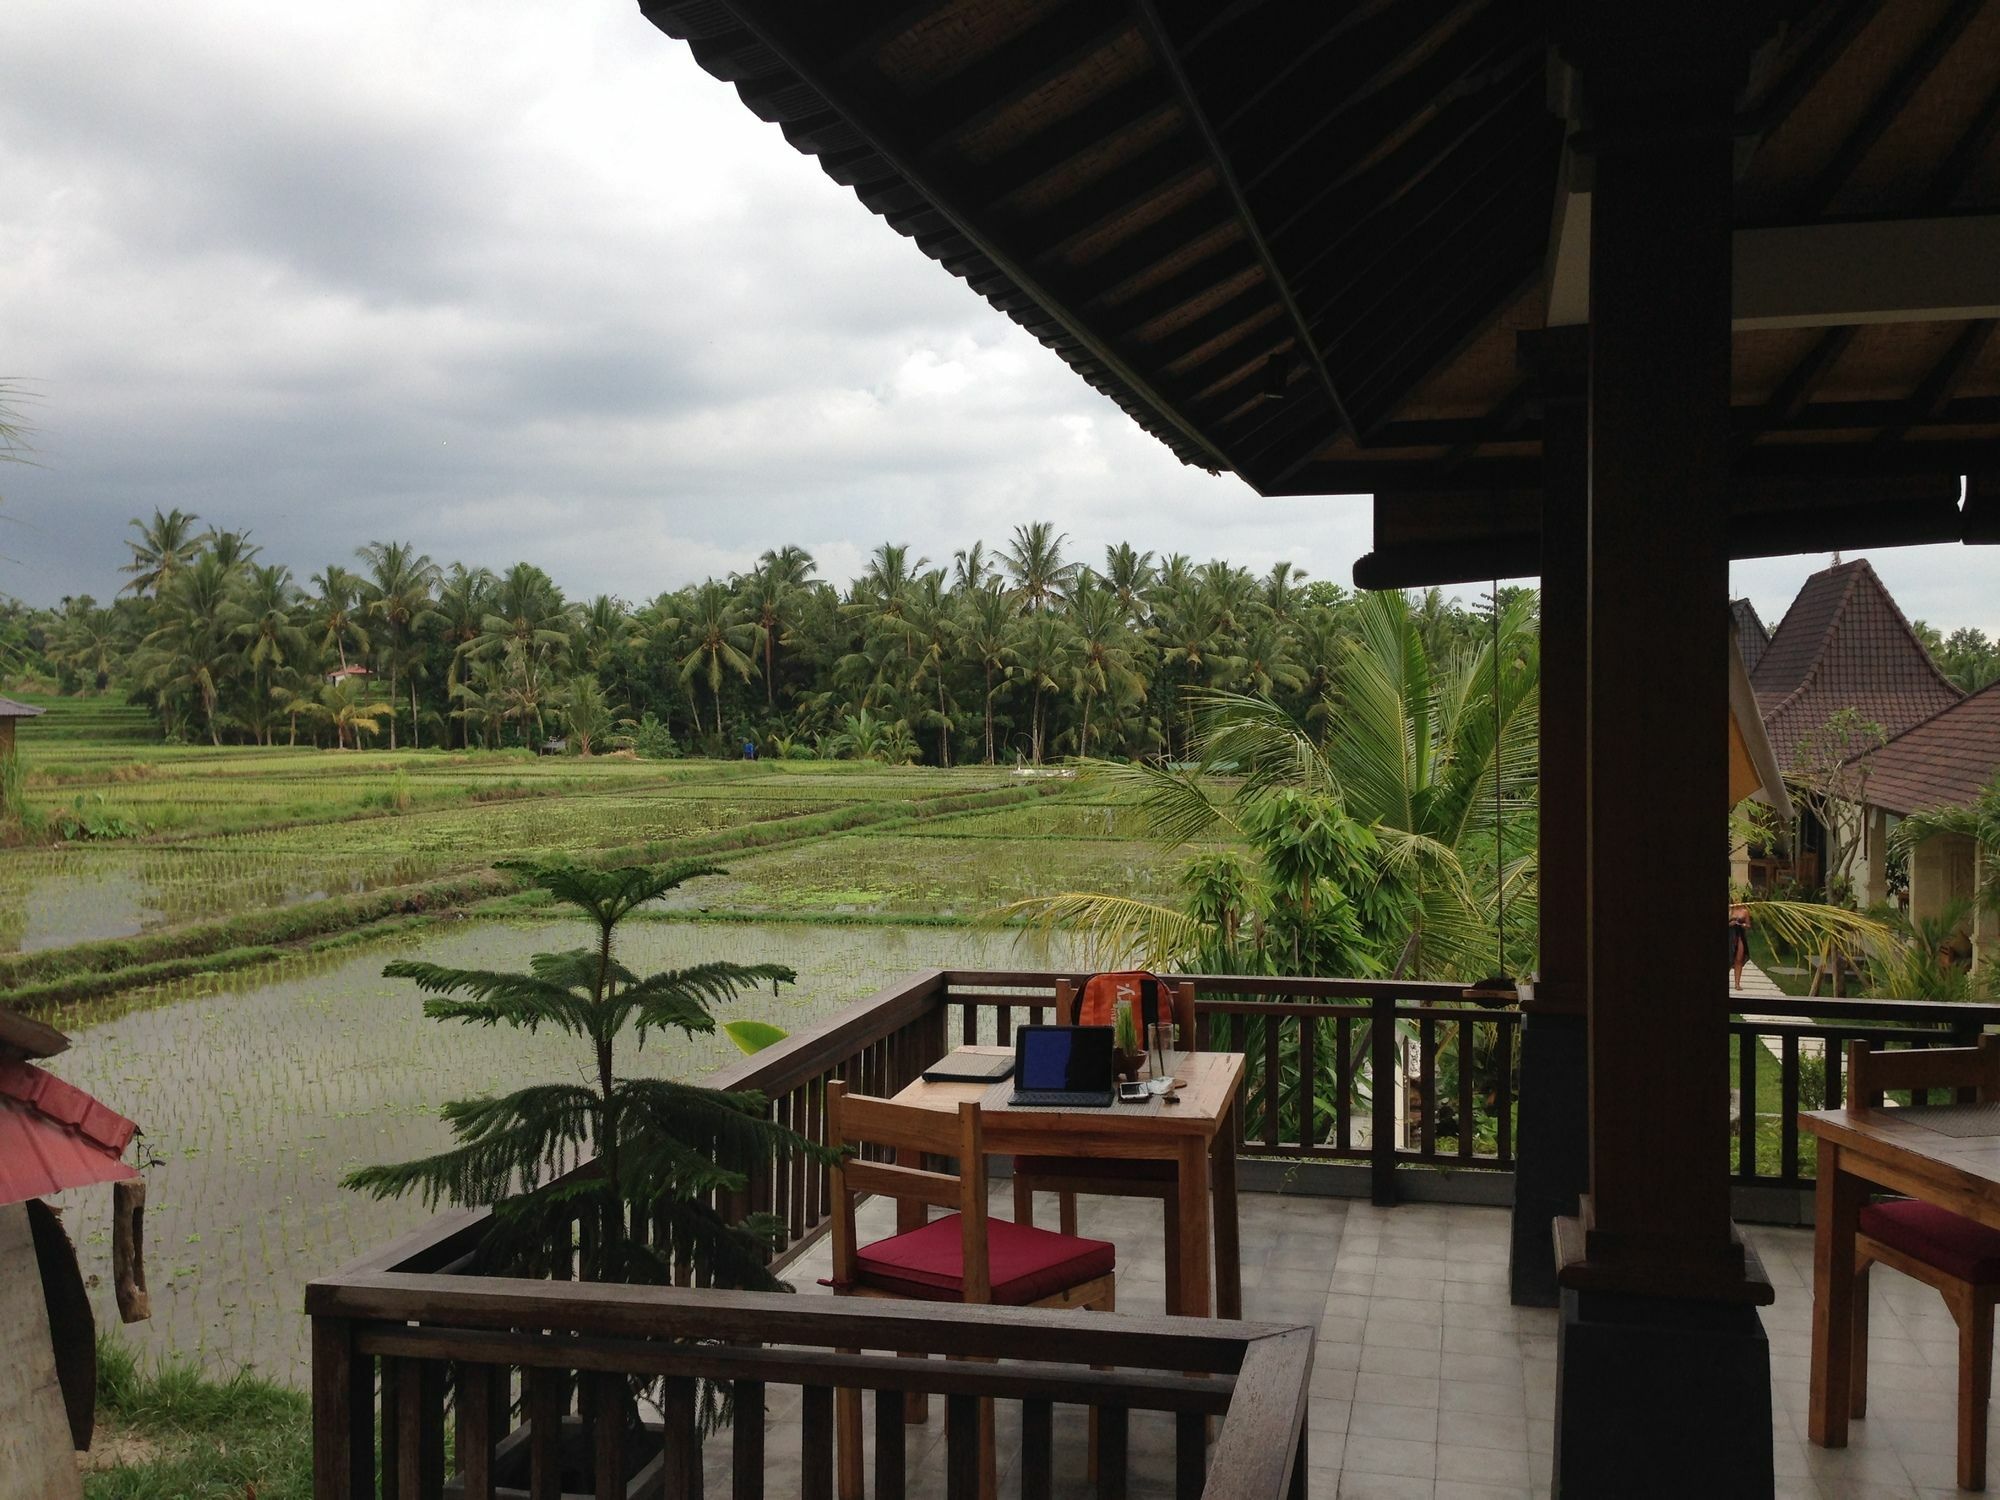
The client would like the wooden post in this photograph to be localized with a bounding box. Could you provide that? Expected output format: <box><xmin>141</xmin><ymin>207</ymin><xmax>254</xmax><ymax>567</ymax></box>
<box><xmin>1509</xmin><ymin>327</ymin><xmax>1592</xmax><ymax>1308</ymax></box>
<box><xmin>1568</xmin><ymin>37</ymin><xmax>1747</xmax><ymax>1292</ymax></box>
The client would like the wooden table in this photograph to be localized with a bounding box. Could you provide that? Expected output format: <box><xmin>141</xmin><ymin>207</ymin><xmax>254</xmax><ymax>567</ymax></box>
<box><xmin>1799</xmin><ymin>1103</ymin><xmax>2000</xmax><ymax>1448</ymax></box>
<box><xmin>892</xmin><ymin>1047</ymin><xmax>1247</xmax><ymax>1321</ymax></box>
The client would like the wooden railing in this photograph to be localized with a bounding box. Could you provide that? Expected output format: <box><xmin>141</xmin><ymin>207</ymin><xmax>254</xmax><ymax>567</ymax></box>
<box><xmin>937</xmin><ymin>971</ymin><xmax>1520</xmax><ymax>1207</ymax></box>
<box><xmin>1731</xmin><ymin>994</ymin><xmax>2000</xmax><ymax>1193</ymax></box>
<box><xmin>308</xmin><ymin>1210</ymin><xmax>1313</xmax><ymax>1499</ymax></box>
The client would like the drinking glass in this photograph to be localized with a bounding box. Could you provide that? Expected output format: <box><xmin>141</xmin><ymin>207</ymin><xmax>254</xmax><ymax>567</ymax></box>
<box><xmin>1147</xmin><ymin>1021</ymin><xmax>1180</xmax><ymax>1095</ymax></box>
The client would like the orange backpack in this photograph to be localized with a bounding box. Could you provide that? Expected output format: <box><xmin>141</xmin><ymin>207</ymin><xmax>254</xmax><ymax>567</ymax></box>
<box><xmin>1073</xmin><ymin>970</ymin><xmax>1172</xmax><ymax>1032</ymax></box>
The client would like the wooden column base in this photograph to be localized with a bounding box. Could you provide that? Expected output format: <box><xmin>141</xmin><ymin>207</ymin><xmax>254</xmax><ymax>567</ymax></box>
<box><xmin>1554</xmin><ymin>1205</ymin><xmax>1776</xmax><ymax>1306</ymax></box>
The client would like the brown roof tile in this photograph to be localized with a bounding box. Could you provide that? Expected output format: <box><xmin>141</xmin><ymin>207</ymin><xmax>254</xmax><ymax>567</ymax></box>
<box><xmin>1731</xmin><ymin>598</ymin><xmax>1770</xmax><ymax>676</ymax></box>
<box><xmin>1848</xmin><ymin>679</ymin><xmax>2000</xmax><ymax>816</ymax></box>
<box><xmin>1750</xmin><ymin>558</ymin><xmax>1962</xmax><ymax>772</ymax></box>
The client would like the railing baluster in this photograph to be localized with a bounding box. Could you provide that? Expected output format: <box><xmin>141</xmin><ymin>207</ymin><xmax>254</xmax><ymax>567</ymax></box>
<box><xmin>1780</xmin><ymin>1034</ymin><xmax>1801</xmax><ymax>1186</ymax></box>
<box><xmin>593</xmin><ymin>1372</ymin><xmax>626</xmax><ymax>1499</ymax></box>
<box><xmin>1495</xmin><ymin>1019</ymin><xmax>1515</xmax><ymax>1167</ymax></box>
<box><xmin>998</xmin><ymin>1003</ymin><xmax>1013</xmax><ymax>1047</ymax></box>
<box><xmin>1263</xmin><ymin>1014</ymin><xmax>1281</xmax><ymax>1147</ymax></box>
<box><xmin>457</xmin><ymin>1363</ymin><xmax>494</xmax><ymax>1500</ymax></box>
<box><xmin>1098</xmin><ymin>1405</ymin><xmax>1130</xmax><ymax>1500</ymax></box>
<box><xmin>1736</xmin><ymin>1029</ymin><xmax>1757</xmax><ymax>1180</ymax></box>
<box><xmin>946</xmin><ymin>1393</ymin><xmax>981</xmax><ymax>1500</ymax></box>
<box><xmin>1336</xmin><ymin>1015</ymin><xmax>1353</xmax><ymax>1154</ymax></box>
<box><xmin>1297</xmin><ymin>1014</ymin><xmax>1317</xmax><ymax>1152</ymax></box>
<box><xmin>1418</xmin><ymin>1017</ymin><xmax>1437</xmax><ymax>1158</ymax></box>
<box><xmin>662</xmin><ymin>1376</ymin><xmax>700</xmax><ymax>1500</ymax></box>
<box><xmin>527</xmin><ymin>1367</ymin><xmax>562</xmax><ymax>1500</ymax></box>
<box><xmin>398</xmin><ymin>1359</ymin><xmax>445</xmax><ymax>1500</ymax></box>
<box><xmin>874</xmin><ymin>1387</ymin><xmax>907</xmax><ymax>1500</ymax></box>
<box><xmin>1021</xmin><ymin>1397</ymin><xmax>1053</xmax><ymax>1498</ymax></box>
<box><xmin>1176</xmin><ymin>1410</ymin><xmax>1208</xmax><ymax>1498</ymax></box>
<box><xmin>1827</xmin><ymin>1032</ymin><xmax>1845</xmax><ymax>1110</ymax></box>
<box><xmin>1369</xmin><ymin>994</ymin><xmax>1397</xmax><ymax>1205</ymax></box>
<box><xmin>801</xmin><ymin>1385</ymin><xmax>834</xmax><ymax>1500</ymax></box>
<box><xmin>380</xmin><ymin>1356</ymin><xmax>402</xmax><ymax>1500</ymax></box>
<box><xmin>733</xmin><ymin>1379</ymin><xmax>765</xmax><ymax>1500</ymax></box>
<box><xmin>1457</xmin><ymin>1017</ymin><xmax>1476</xmax><ymax>1161</ymax></box>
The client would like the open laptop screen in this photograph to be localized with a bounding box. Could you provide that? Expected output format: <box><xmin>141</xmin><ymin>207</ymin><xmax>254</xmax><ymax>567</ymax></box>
<box><xmin>1016</xmin><ymin>1025</ymin><xmax>1113</xmax><ymax>1092</ymax></box>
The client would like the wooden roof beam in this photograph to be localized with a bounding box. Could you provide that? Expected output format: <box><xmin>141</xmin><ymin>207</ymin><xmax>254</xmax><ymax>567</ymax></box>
<box><xmin>707</xmin><ymin>0</ymin><xmax>1251</xmax><ymax>478</ymax></box>
<box><xmin>1130</xmin><ymin>0</ymin><xmax>1355</xmax><ymax>441</ymax></box>
<box><xmin>897</xmin><ymin>5</ymin><xmax>1135</xmax><ymax>147</ymax></box>
<box><xmin>1733</xmin><ymin>215</ymin><xmax>2000</xmax><ymax>329</ymax></box>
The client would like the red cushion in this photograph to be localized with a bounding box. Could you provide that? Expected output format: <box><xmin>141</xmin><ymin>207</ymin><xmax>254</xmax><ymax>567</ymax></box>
<box><xmin>855</xmin><ymin>1214</ymin><xmax>1114</xmax><ymax>1306</ymax></box>
<box><xmin>1015</xmin><ymin>1154</ymin><xmax>1175</xmax><ymax>1183</ymax></box>
<box><xmin>1861</xmin><ymin>1199</ymin><xmax>2000</xmax><ymax>1283</ymax></box>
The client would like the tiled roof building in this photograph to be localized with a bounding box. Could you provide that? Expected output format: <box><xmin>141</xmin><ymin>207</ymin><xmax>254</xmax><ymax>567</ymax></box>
<box><xmin>1849</xmin><ymin>679</ymin><xmax>2000</xmax><ymax>817</ymax></box>
<box><xmin>1731</xmin><ymin>599</ymin><xmax>1770</xmax><ymax>677</ymax></box>
<box><xmin>1751</xmin><ymin>559</ymin><xmax>1962</xmax><ymax>773</ymax></box>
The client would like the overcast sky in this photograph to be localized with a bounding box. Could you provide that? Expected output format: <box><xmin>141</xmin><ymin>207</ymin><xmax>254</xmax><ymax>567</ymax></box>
<box><xmin>1</xmin><ymin>1</ymin><xmax>1993</xmax><ymax>637</ymax></box>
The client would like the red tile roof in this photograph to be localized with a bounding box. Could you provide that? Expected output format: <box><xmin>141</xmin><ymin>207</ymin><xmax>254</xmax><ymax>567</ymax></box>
<box><xmin>1731</xmin><ymin>599</ymin><xmax>1770</xmax><ymax>676</ymax></box>
<box><xmin>1751</xmin><ymin>559</ymin><xmax>1962</xmax><ymax>772</ymax></box>
<box><xmin>1849</xmin><ymin>679</ymin><xmax>2000</xmax><ymax>817</ymax></box>
<box><xmin>0</xmin><ymin>1059</ymin><xmax>139</xmax><ymax>1207</ymax></box>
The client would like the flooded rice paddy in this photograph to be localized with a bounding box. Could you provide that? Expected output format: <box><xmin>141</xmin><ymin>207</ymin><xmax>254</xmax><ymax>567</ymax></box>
<box><xmin>43</xmin><ymin>917</ymin><xmax>1073</xmax><ymax>1382</ymax></box>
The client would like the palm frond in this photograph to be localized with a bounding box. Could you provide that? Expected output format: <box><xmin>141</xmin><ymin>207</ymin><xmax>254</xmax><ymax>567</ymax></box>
<box><xmin>1747</xmin><ymin>899</ymin><xmax>1893</xmax><ymax>961</ymax></box>
<box><xmin>995</xmin><ymin>891</ymin><xmax>1204</xmax><ymax>971</ymax></box>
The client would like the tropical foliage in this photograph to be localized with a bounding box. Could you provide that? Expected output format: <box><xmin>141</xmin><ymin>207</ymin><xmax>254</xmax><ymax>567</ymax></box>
<box><xmin>344</xmin><ymin>859</ymin><xmax>829</xmax><ymax>1289</ymax></box>
<box><xmin>15</xmin><ymin>514</ymin><xmax>1524</xmax><ymax>760</ymax></box>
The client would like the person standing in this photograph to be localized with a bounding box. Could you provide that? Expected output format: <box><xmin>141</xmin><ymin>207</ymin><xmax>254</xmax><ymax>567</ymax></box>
<box><xmin>1727</xmin><ymin>902</ymin><xmax>1752</xmax><ymax>992</ymax></box>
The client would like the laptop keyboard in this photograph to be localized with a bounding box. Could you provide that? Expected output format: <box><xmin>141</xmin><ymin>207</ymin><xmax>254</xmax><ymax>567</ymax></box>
<box><xmin>1010</xmin><ymin>1088</ymin><xmax>1113</xmax><ymax>1108</ymax></box>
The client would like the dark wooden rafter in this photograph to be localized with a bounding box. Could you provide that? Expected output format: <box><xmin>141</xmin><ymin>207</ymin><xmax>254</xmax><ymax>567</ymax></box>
<box><xmin>1103</xmin><ymin>239</ymin><xmax>1261</xmax><ymax>336</ymax></box>
<box><xmin>1787</xmin><ymin>0</ymin><xmax>1985</xmax><ymax>221</ymax></box>
<box><xmin>1269</xmin><ymin>65</ymin><xmax>1541</xmax><ymax>251</ymax></box>
<box><xmin>1733</xmin><ymin>0</ymin><xmax>1880</xmax><ymax>141</ymax></box>
<box><xmin>963</xmin><ymin>81</ymin><xmax>1179</xmax><ymax>209</ymax></box>
<box><xmin>896</xmin><ymin>5</ymin><xmax>1135</xmax><ymax>147</ymax></box>
<box><xmin>1129</xmin><ymin>0</ymin><xmax>1355</xmax><ymax>439</ymax></box>
<box><xmin>677</xmin><ymin>0</ymin><xmax>1251</xmax><ymax>476</ymax></box>
<box><xmin>1871</xmin><ymin>319</ymin><xmax>1998</xmax><ymax>450</ymax></box>
<box><xmin>1747</xmin><ymin>0</ymin><xmax>2000</xmax><ymax>456</ymax></box>
<box><xmin>1232</xmin><ymin>1</ymin><xmax>1499</xmax><ymax>191</ymax></box>
<box><xmin>1021</xmin><ymin>138</ymin><xmax>1209</xmax><ymax>264</ymax></box>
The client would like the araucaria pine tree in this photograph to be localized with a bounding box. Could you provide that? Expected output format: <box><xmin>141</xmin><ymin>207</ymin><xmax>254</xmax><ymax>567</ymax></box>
<box><xmin>345</xmin><ymin>859</ymin><xmax>828</xmax><ymax>1290</ymax></box>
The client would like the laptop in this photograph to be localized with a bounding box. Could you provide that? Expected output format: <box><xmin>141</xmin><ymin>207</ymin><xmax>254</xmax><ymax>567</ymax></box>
<box><xmin>1008</xmin><ymin>1024</ymin><xmax>1116</xmax><ymax>1108</ymax></box>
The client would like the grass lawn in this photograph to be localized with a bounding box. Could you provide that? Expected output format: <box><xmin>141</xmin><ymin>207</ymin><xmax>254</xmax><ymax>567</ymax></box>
<box><xmin>84</xmin><ymin>1338</ymin><xmax>308</xmax><ymax>1500</ymax></box>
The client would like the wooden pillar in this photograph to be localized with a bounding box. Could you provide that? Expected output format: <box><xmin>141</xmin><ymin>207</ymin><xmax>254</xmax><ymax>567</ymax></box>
<box><xmin>1549</xmin><ymin>10</ymin><xmax>1777</xmax><ymax>1493</ymax></box>
<box><xmin>1564</xmin><ymin>44</ymin><xmax>1754</xmax><ymax>1294</ymax></box>
<box><xmin>1508</xmin><ymin>326</ymin><xmax>1590</xmax><ymax>1307</ymax></box>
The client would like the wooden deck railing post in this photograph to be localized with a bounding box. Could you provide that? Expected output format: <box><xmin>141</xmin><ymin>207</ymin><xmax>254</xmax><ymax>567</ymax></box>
<box><xmin>311</xmin><ymin>1314</ymin><xmax>373</xmax><ymax>1500</ymax></box>
<box><xmin>1369</xmin><ymin>993</ymin><xmax>1399</xmax><ymax>1206</ymax></box>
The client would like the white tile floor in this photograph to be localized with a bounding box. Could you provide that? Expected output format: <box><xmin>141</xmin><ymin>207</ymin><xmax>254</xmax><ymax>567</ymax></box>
<box><xmin>740</xmin><ymin>1191</ymin><xmax>1997</xmax><ymax>1498</ymax></box>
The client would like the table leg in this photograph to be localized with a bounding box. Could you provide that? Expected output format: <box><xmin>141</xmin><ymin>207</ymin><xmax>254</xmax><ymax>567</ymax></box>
<box><xmin>1809</xmin><ymin>1140</ymin><xmax>1864</xmax><ymax>1448</ymax></box>
<box><xmin>1214</xmin><ymin>1103</ymin><xmax>1242</xmax><ymax>1321</ymax></box>
<box><xmin>1178</xmin><ymin>1136</ymin><xmax>1213</xmax><ymax>1320</ymax></box>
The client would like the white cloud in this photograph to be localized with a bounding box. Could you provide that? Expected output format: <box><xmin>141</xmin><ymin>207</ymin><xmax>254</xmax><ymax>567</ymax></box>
<box><xmin>0</xmin><ymin>0</ymin><xmax>1992</xmax><ymax>639</ymax></box>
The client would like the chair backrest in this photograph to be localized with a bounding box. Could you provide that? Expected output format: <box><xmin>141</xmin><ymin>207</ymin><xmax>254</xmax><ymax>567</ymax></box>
<box><xmin>1845</xmin><ymin>1036</ymin><xmax>2000</xmax><ymax>1113</ymax></box>
<box><xmin>826</xmin><ymin>1082</ymin><xmax>994</xmax><ymax>1301</ymax></box>
<box><xmin>1052</xmin><ymin>974</ymin><xmax>1198</xmax><ymax>1049</ymax></box>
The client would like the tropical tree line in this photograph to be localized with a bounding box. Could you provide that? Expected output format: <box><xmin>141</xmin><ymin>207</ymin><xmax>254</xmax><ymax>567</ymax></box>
<box><xmin>13</xmin><ymin>510</ymin><xmax>1528</xmax><ymax>759</ymax></box>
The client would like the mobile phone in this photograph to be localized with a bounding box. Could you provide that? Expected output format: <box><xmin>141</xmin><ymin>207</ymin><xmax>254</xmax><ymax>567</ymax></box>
<box><xmin>1117</xmin><ymin>1080</ymin><xmax>1151</xmax><ymax>1102</ymax></box>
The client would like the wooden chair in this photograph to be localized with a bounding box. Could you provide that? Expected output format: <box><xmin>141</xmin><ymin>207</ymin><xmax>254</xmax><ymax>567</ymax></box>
<box><xmin>1012</xmin><ymin>977</ymin><xmax>1200</xmax><ymax>1308</ymax></box>
<box><xmin>826</xmin><ymin>1080</ymin><xmax>1117</xmax><ymax>1500</ymax></box>
<box><xmin>1845</xmin><ymin>1037</ymin><xmax>2000</xmax><ymax>1491</ymax></box>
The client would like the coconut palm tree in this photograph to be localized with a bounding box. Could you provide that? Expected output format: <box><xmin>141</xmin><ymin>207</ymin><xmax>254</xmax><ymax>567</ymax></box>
<box><xmin>1009</xmin><ymin>610</ymin><xmax>1075</xmax><ymax>764</ymax></box>
<box><xmin>233</xmin><ymin>564</ymin><xmax>310</xmax><ymax>746</ymax></box>
<box><xmin>434</xmin><ymin>564</ymin><xmax>495</xmax><ymax>748</ymax></box>
<box><xmin>737</xmin><ymin>545</ymin><xmax>815</xmax><ymax>707</ymax></box>
<box><xmin>1002</xmin><ymin>521</ymin><xmax>1078</xmax><ymax>614</ymax></box>
<box><xmin>897</xmin><ymin>572</ymin><xmax>960</xmax><ymax>766</ymax></box>
<box><xmin>477</xmin><ymin>564</ymin><xmax>571</xmax><ymax>687</ymax></box>
<box><xmin>317</xmin><ymin>677</ymin><xmax>392</xmax><ymax>750</ymax></box>
<box><xmin>1104</xmin><ymin>543</ymin><xmax>1155</xmax><ymax>624</ymax></box>
<box><xmin>951</xmin><ymin>541</ymin><xmax>999</xmax><ymax>595</ymax></box>
<box><xmin>1068</xmin><ymin>582</ymin><xmax>1145</xmax><ymax>758</ymax></box>
<box><xmin>48</xmin><ymin>597</ymin><xmax>119</xmax><ymax>693</ymax></box>
<box><xmin>309</xmin><ymin>564</ymin><xmax>371</xmax><ymax>671</ymax></box>
<box><xmin>677</xmin><ymin>579</ymin><xmax>756</xmax><ymax>740</ymax></box>
<box><xmin>956</xmin><ymin>583</ymin><xmax>1015</xmax><ymax>764</ymax></box>
<box><xmin>358</xmin><ymin>541</ymin><xmax>441</xmax><ymax>750</ymax></box>
<box><xmin>206</xmin><ymin>528</ymin><xmax>261</xmax><ymax>577</ymax></box>
<box><xmin>119</xmin><ymin>508</ymin><xmax>208</xmax><ymax>598</ymax></box>
<box><xmin>139</xmin><ymin>554</ymin><xmax>239</xmax><ymax>744</ymax></box>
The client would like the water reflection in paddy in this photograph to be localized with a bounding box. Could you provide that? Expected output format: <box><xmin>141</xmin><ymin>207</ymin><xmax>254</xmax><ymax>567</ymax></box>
<box><xmin>43</xmin><ymin>917</ymin><xmax>1069</xmax><ymax>1382</ymax></box>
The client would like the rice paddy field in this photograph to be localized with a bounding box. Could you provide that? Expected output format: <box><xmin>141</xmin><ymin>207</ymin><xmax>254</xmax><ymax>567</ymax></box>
<box><xmin>7</xmin><ymin>719</ymin><xmax>1196</xmax><ymax>1381</ymax></box>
